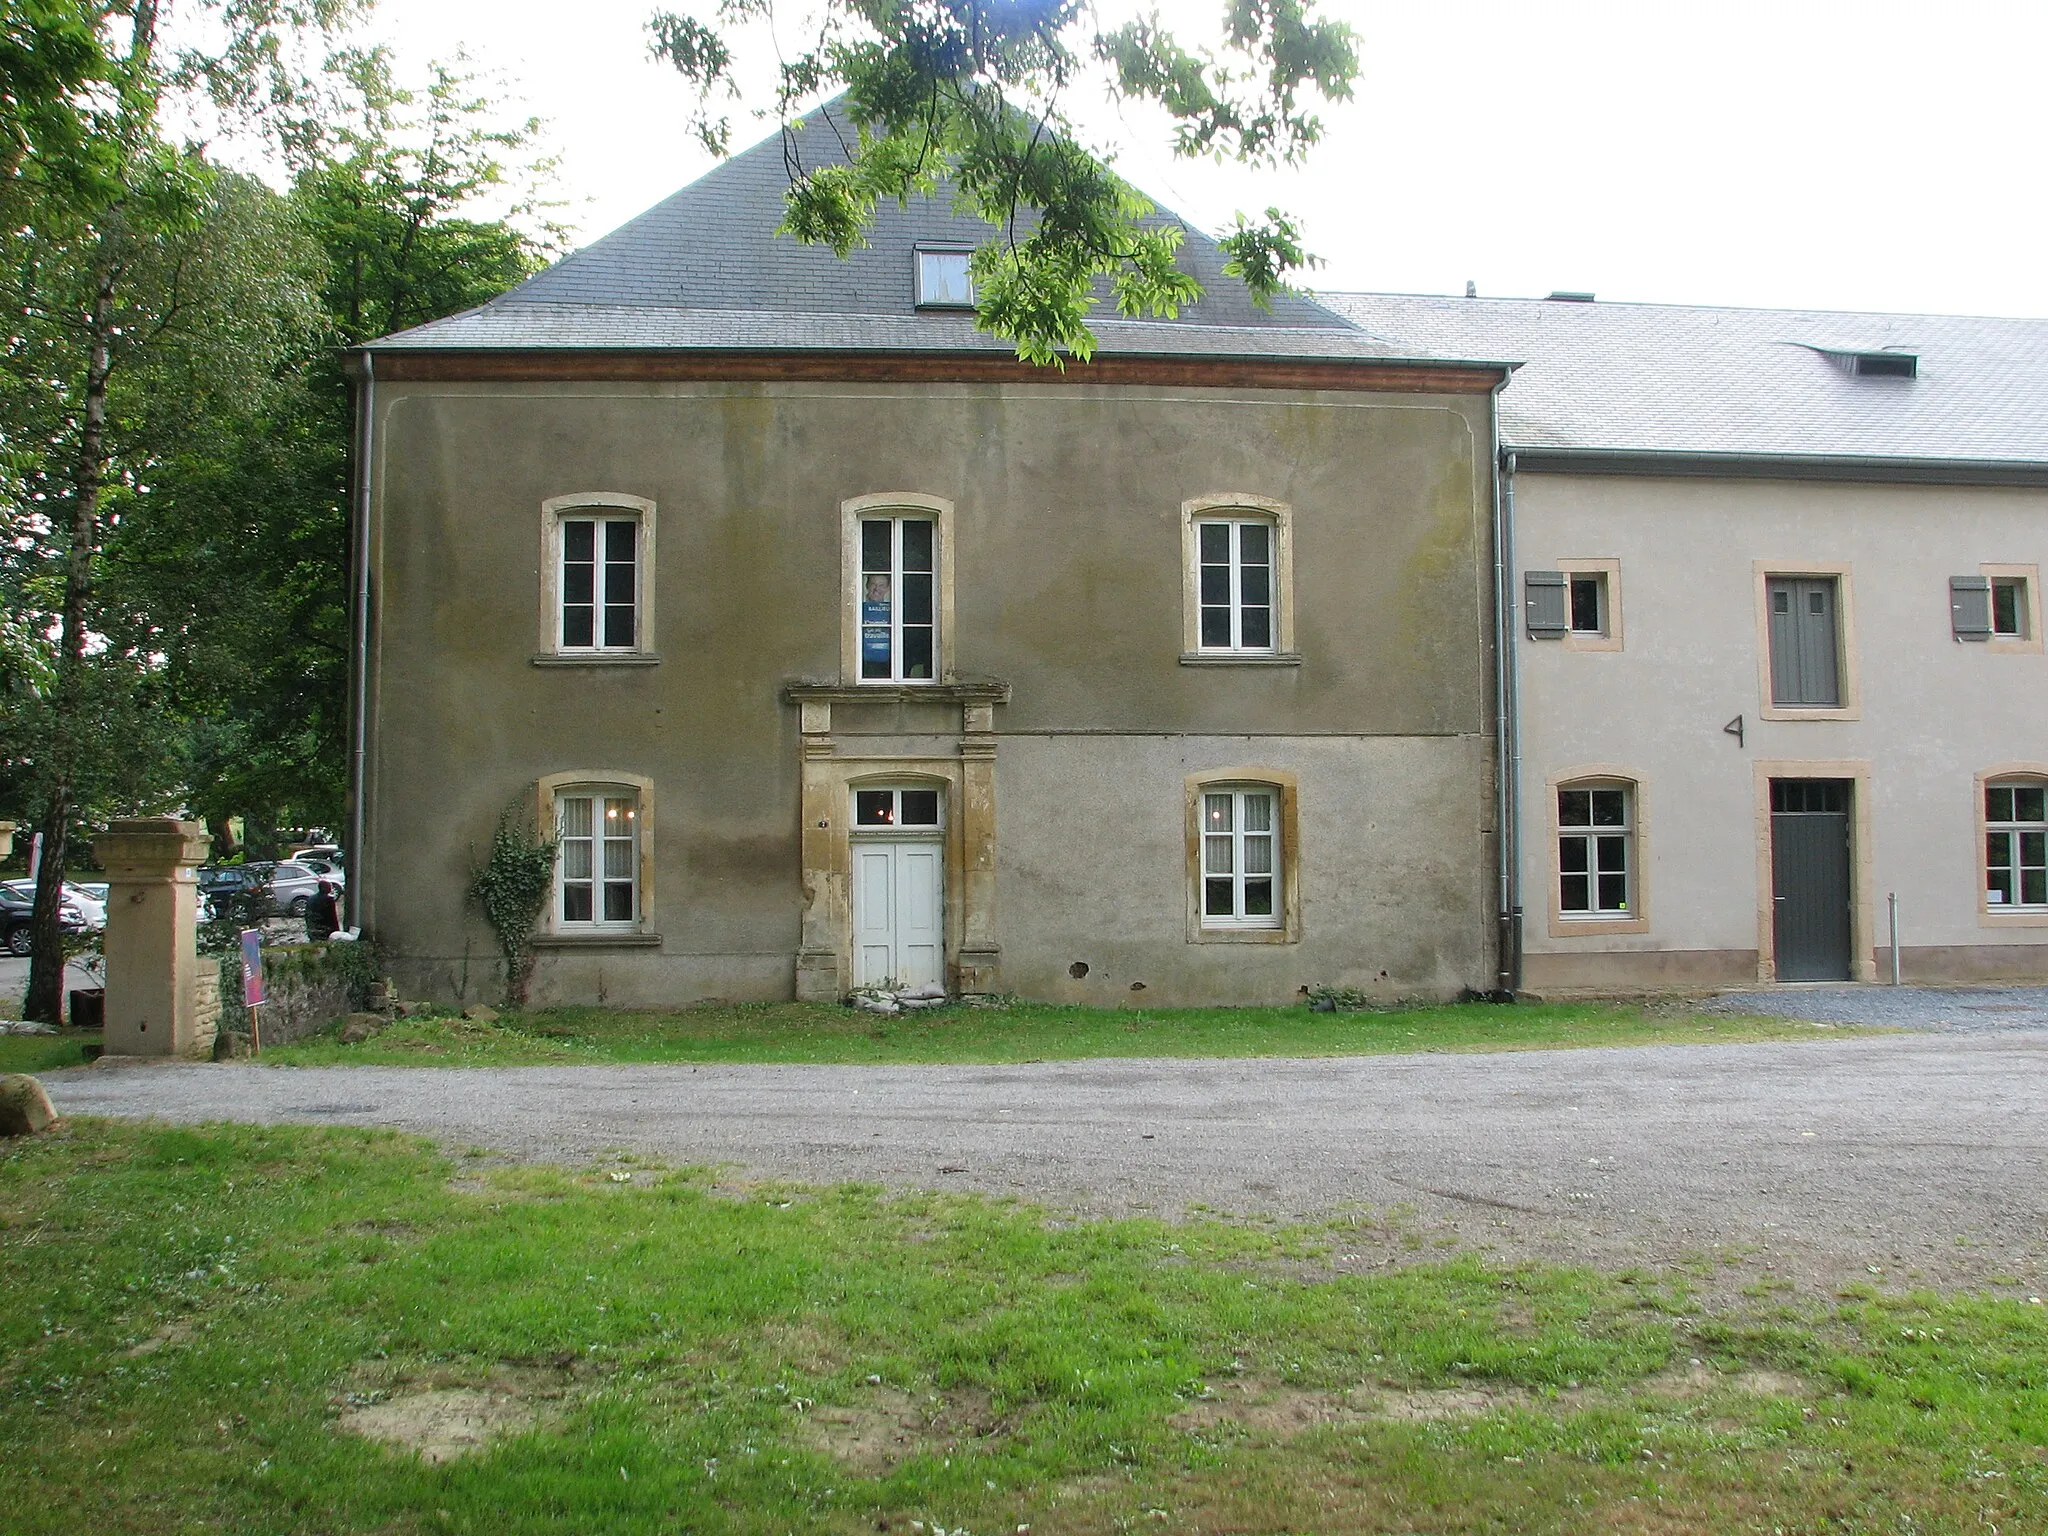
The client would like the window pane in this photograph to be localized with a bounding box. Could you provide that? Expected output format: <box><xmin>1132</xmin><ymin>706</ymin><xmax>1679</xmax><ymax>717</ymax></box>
<box><xmin>1204</xmin><ymin>835</ymin><xmax>1234</xmax><ymax>875</ymax></box>
<box><xmin>900</xmin><ymin>789</ymin><xmax>940</xmax><ymax>826</ymax></box>
<box><xmin>1242</xmin><ymin>793</ymin><xmax>1272</xmax><ymax>833</ymax></box>
<box><xmin>1200</xmin><ymin>608</ymin><xmax>1231</xmax><ymax>648</ymax></box>
<box><xmin>2015</xmin><ymin>786</ymin><xmax>2046</xmax><ymax>822</ymax></box>
<box><xmin>1988</xmin><ymin>786</ymin><xmax>2014</xmax><ymax>823</ymax></box>
<box><xmin>604</xmin><ymin>520</ymin><xmax>634</xmax><ymax>561</ymax></box>
<box><xmin>1243</xmin><ymin>878</ymin><xmax>1274</xmax><ymax>916</ymax></box>
<box><xmin>563</xmin><ymin>520</ymin><xmax>594</xmax><ymax>562</ymax></box>
<box><xmin>603</xmin><ymin>882</ymin><xmax>633</xmax><ymax>923</ymax></box>
<box><xmin>603</xmin><ymin>559</ymin><xmax>634</xmax><ymax>603</ymax></box>
<box><xmin>2025</xmin><ymin>869</ymin><xmax>2047</xmax><ymax>907</ymax></box>
<box><xmin>901</xmin><ymin>519</ymin><xmax>934</xmax><ymax>572</ymax></box>
<box><xmin>1993</xmin><ymin>580</ymin><xmax>2021</xmax><ymax>635</ymax></box>
<box><xmin>1198</xmin><ymin>522</ymin><xmax>1230</xmax><ymax>563</ymax></box>
<box><xmin>1773</xmin><ymin>589</ymin><xmax>1790</xmax><ymax>614</ymax></box>
<box><xmin>1240</xmin><ymin>607</ymin><xmax>1272</xmax><ymax>649</ymax></box>
<box><xmin>1809</xmin><ymin>590</ymin><xmax>1825</xmax><ymax>615</ymax></box>
<box><xmin>563</xmin><ymin>840</ymin><xmax>592</xmax><ymax>879</ymax></box>
<box><xmin>1558</xmin><ymin>836</ymin><xmax>1588</xmax><ymax>874</ymax></box>
<box><xmin>1570</xmin><ymin>574</ymin><xmax>1601</xmax><ymax>632</ymax></box>
<box><xmin>559</xmin><ymin>797</ymin><xmax>593</xmax><ymax>838</ymax></box>
<box><xmin>562</xmin><ymin>607</ymin><xmax>595</xmax><ymax>648</ymax></box>
<box><xmin>901</xmin><ymin>626</ymin><xmax>934</xmax><ymax>679</ymax></box>
<box><xmin>1243</xmin><ymin>835</ymin><xmax>1273</xmax><ymax>876</ymax></box>
<box><xmin>564</xmin><ymin>557</ymin><xmax>595</xmax><ymax>604</ymax></box>
<box><xmin>1558</xmin><ymin>789</ymin><xmax>1591</xmax><ymax>826</ymax></box>
<box><xmin>902</xmin><ymin>572</ymin><xmax>934</xmax><ymax>625</ymax></box>
<box><xmin>861</xmin><ymin>519</ymin><xmax>892</xmax><ymax>571</ymax></box>
<box><xmin>1199</xmin><ymin>564</ymin><xmax>1230</xmax><ymax>605</ymax></box>
<box><xmin>1597</xmin><ymin>872</ymin><xmax>1628</xmax><ymax>911</ymax></box>
<box><xmin>602</xmin><ymin>839</ymin><xmax>633</xmax><ymax>881</ymax></box>
<box><xmin>1591</xmin><ymin>789</ymin><xmax>1625</xmax><ymax>827</ymax></box>
<box><xmin>1204</xmin><ymin>794</ymin><xmax>1233</xmax><ymax>833</ymax></box>
<box><xmin>856</xmin><ymin>790</ymin><xmax>895</xmax><ymax>826</ymax></box>
<box><xmin>1237</xmin><ymin>522</ymin><xmax>1269</xmax><ymax>564</ymax></box>
<box><xmin>1239</xmin><ymin>565</ymin><xmax>1271</xmax><ymax>606</ymax></box>
<box><xmin>2023</xmin><ymin>829</ymin><xmax>2047</xmax><ymax>870</ymax></box>
<box><xmin>563</xmin><ymin>883</ymin><xmax>593</xmax><ymax>922</ymax></box>
<box><xmin>1560</xmin><ymin>873</ymin><xmax>1590</xmax><ymax>911</ymax></box>
<box><xmin>603</xmin><ymin>604</ymin><xmax>634</xmax><ymax>648</ymax></box>
<box><xmin>1204</xmin><ymin>877</ymin><xmax>1235</xmax><ymax>917</ymax></box>
<box><xmin>1595</xmin><ymin>834</ymin><xmax>1627</xmax><ymax>873</ymax></box>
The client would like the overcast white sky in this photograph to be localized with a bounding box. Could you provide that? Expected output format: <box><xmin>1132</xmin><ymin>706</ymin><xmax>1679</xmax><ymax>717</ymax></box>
<box><xmin>358</xmin><ymin>0</ymin><xmax>2048</xmax><ymax>318</ymax></box>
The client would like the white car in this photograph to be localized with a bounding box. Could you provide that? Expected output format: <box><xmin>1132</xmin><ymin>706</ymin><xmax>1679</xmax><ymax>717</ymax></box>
<box><xmin>1</xmin><ymin>879</ymin><xmax>102</xmax><ymax>931</ymax></box>
<box><xmin>294</xmin><ymin>853</ymin><xmax>345</xmax><ymax>887</ymax></box>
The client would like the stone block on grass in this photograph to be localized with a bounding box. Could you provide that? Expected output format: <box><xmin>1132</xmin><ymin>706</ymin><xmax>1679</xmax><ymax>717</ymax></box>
<box><xmin>0</xmin><ymin>1075</ymin><xmax>57</xmax><ymax>1136</ymax></box>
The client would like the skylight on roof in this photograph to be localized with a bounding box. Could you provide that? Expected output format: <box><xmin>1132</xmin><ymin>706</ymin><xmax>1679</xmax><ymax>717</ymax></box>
<box><xmin>1804</xmin><ymin>344</ymin><xmax>1919</xmax><ymax>380</ymax></box>
<box><xmin>915</xmin><ymin>249</ymin><xmax>974</xmax><ymax>310</ymax></box>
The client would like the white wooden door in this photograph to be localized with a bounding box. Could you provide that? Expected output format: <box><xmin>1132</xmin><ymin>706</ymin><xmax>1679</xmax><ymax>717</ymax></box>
<box><xmin>852</xmin><ymin>840</ymin><xmax>944</xmax><ymax>989</ymax></box>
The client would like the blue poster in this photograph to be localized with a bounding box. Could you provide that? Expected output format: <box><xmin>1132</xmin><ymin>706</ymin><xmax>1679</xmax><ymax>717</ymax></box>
<box><xmin>861</xmin><ymin>599</ymin><xmax>891</xmax><ymax>663</ymax></box>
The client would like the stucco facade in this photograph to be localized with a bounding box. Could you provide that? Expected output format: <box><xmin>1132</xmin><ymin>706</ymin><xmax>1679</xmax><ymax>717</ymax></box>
<box><xmin>1511</xmin><ymin>470</ymin><xmax>2048</xmax><ymax>989</ymax></box>
<box><xmin>356</xmin><ymin>377</ymin><xmax>1506</xmax><ymax>1006</ymax></box>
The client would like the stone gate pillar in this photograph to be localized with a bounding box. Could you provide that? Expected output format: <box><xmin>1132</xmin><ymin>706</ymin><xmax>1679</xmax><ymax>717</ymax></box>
<box><xmin>93</xmin><ymin>818</ymin><xmax>213</xmax><ymax>1057</ymax></box>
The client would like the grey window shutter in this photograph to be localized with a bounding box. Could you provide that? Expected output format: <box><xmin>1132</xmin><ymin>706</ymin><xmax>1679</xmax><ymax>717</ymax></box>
<box><xmin>1950</xmin><ymin>575</ymin><xmax>1992</xmax><ymax>640</ymax></box>
<box><xmin>1525</xmin><ymin>570</ymin><xmax>1567</xmax><ymax>638</ymax></box>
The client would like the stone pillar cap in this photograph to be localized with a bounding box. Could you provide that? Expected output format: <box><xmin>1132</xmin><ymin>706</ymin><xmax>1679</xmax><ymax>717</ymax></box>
<box><xmin>93</xmin><ymin>818</ymin><xmax>211</xmax><ymax>873</ymax></box>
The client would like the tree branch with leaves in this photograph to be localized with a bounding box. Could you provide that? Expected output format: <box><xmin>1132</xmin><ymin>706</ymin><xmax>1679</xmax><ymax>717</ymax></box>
<box><xmin>648</xmin><ymin>0</ymin><xmax>1357</xmax><ymax>365</ymax></box>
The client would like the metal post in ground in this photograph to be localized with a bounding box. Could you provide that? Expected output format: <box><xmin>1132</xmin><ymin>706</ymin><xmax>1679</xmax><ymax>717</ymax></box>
<box><xmin>1888</xmin><ymin>892</ymin><xmax>1902</xmax><ymax>986</ymax></box>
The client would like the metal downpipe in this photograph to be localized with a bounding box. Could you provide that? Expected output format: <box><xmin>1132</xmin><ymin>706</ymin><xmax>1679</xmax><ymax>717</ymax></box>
<box><xmin>1494</xmin><ymin>443</ymin><xmax>1524</xmax><ymax>994</ymax></box>
<box><xmin>346</xmin><ymin>351</ymin><xmax>374</xmax><ymax>931</ymax></box>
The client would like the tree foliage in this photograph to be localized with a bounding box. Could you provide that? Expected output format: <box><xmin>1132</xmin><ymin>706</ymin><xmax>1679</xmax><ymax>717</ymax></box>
<box><xmin>648</xmin><ymin>0</ymin><xmax>1358</xmax><ymax>364</ymax></box>
<box><xmin>0</xmin><ymin>3</ymin><xmax>548</xmax><ymax>1017</ymax></box>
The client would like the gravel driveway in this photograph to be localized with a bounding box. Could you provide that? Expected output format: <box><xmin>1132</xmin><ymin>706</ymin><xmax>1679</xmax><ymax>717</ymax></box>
<box><xmin>43</xmin><ymin>1031</ymin><xmax>2048</xmax><ymax>1295</ymax></box>
<box><xmin>1706</xmin><ymin>984</ymin><xmax>2048</xmax><ymax>1032</ymax></box>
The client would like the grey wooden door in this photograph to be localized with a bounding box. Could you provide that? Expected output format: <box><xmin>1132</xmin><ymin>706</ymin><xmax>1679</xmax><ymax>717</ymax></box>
<box><xmin>1771</xmin><ymin>779</ymin><xmax>1853</xmax><ymax>981</ymax></box>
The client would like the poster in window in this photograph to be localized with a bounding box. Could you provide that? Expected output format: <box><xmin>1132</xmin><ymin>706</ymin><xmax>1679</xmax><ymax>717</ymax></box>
<box><xmin>861</xmin><ymin>596</ymin><xmax>891</xmax><ymax>665</ymax></box>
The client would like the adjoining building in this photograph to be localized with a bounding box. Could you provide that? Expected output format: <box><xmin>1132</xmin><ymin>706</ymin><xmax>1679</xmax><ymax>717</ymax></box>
<box><xmin>1333</xmin><ymin>293</ymin><xmax>2048</xmax><ymax>988</ymax></box>
<box><xmin>348</xmin><ymin>111</ymin><xmax>1516</xmax><ymax>1007</ymax></box>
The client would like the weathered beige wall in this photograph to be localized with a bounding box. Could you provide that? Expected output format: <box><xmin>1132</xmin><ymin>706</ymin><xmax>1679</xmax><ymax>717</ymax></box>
<box><xmin>364</xmin><ymin>380</ymin><xmax>1498</xmax><ymax>1005</ymax></box>
<box><xmin>1515</xmin><ymin>473</ymin><xmax>2048</xmax><ymax>984</ymax></box>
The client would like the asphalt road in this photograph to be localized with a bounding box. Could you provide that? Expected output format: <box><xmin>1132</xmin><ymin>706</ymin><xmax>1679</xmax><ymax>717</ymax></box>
<box><xmin>42</xmin><ymin>1031</ymin><xmax>2048</xmax><ymax>1294</ymax></box>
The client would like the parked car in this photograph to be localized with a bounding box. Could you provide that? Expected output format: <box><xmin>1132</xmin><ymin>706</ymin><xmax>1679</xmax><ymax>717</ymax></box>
<box><xmin>3</xmin><ymin>879</ymin><xmax>105</xmax><ymax>931</ymax></box>
<box><xmin>294</xmin><ymin>853</ymin><xmax>345</xmax><ymax>887</ymax></box>
<box><xmin>0</xmin><ymin>885</ymin><xmax>87</xmax><ymax>956</ymax></box>
<box><xmin>198</xmin><ymin>860</ymin><xmax>325</xmax><ymax>920</ymax></box>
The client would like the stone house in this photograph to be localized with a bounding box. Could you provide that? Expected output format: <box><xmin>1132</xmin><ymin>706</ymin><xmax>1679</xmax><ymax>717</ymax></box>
<box><xmin>1334</xmin><ymin>293</ymin><xmax>2048</xmax><ymax>988</ymax></box>
<box><xmin>349</xmin><ymin>115</ymin><xmax>1514</xmax><ymax>1007</ymax></box>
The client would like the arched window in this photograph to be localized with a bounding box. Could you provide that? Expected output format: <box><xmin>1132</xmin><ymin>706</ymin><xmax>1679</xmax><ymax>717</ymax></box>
<box><xmin>1985</xmin><ymin>777</ymin><xmax>2047</xmax><ymax>911</ymax></box>
<box><xmin>535</xmin><ymin>773</ymin><xmax>653</xmax><ymax>935</ymax></box>
<box><xmin>1555</xmin><ymin>779</ymin><xmax>1636</xmax><ymax>920</ymax></box>
<box><xmin>1179</xmin><ymin>496</ymin><xmax>1298</xmax><ymax>664</ymax></box>
<box><xmin>1199</xmin><ymin>784</ymin><xmax>1283</xmax><ymax>929</ymax></box>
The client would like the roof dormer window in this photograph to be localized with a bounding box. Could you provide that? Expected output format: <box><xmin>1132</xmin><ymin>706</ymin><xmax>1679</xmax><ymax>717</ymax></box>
<box><xmin>1803</xmin><ymin>344</ymin><xmax>1919</xmax><ymax>379</ymax></box>
<box><xmin>915</xmin><ymin>248</ymin><xmax>974</xmax><ymax>310</ymax></box>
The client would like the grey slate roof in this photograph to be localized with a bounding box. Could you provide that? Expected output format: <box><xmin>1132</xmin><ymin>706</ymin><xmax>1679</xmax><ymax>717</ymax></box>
<box><xmin>373</xmin><ymin>104</ymin><xmax>1436</xmax><ymax>363</ymax></box>
<box><xmin>1327</xmin><ymin>291</ymin><xmax>2048</xmax><ymax>467</ymax></box>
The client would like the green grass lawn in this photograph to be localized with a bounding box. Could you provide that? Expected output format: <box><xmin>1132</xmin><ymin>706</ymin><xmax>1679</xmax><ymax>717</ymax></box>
<box><xmin>2</xmin><ymin>1120</ymin><xmax>2042</xmax><ymax>1534</ymax></box>
<box><xmin>263</xmin><ymin>999</ymin><xmax>1864</xmax><ymax>1068</ymax></box>
<box><xmin>0</xmin><ymin>1032</ymin><xmax>93</xmax><ymax>1074</ymax></box>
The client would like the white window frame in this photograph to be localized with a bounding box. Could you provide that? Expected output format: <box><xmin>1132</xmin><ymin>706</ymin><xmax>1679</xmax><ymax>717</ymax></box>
<box><xmin>1198</xmin><ymin>785</ymin><xmax>1283</xmax><ymax>930</ymax></box>
<box><xmin>1179</xmin><ymin>496</ymin><xmax>1297</xmax><ymax>666</ymax></box>
<box><xmin>841</xmin><ymin>494</ymin><xmax>954</xmax><ymax>686</ymax></box>
<box><xmin>553</xmin><ymin>788</ymin><xmax>641</xmax><ymax>929</ymax></box>
<box><xmin>1984</xmin><ymin>777</ymin><xmax>2047</xmax><ymax>912</ymax></box>
<box><xmin>536</xmin><ymin>493</ymin><xmax>658</xmax><ymax>664</ymax></box>
<box><xmin>914</xmin><ymin>247</ymin><xmax>975</xmax><ymax>309</ymax></box>
<box><xmin>1193</xmin><ymin>518</ymin><xmax>1278</xmax><ymax>654</ymax></box>
<box><xmin>1556</xmin><ymin>781</ymin><xmax>1635</xmax><ymax>922</ymax></box>
<box><xmin>557</xmin><ymin>514</ymin><xmax>640</xmax><ymax>652</ymax></box>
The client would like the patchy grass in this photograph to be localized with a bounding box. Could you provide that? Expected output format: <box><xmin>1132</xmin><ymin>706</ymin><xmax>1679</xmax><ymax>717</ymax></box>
<box><xmin>262</xmin><ymin>999</ymin><xmax>1866</xmax><ymax>1068</ymax></box>
<box><xmin>0</xmin><ymin>1032</ymin><xmax>94</xmax><ymax>1074</ymax></box>
<box><xmin>1</xmin><ymin>1121</ymin><xmax>2042</xmax><ymax>1534</ymax></box>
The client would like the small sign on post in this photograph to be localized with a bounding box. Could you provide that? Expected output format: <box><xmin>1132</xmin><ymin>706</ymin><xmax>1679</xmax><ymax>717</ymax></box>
<box><xmin>240</xmin><ymin>929</ymin><xmax>265</xmax><ymax>1054</ymax></box>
